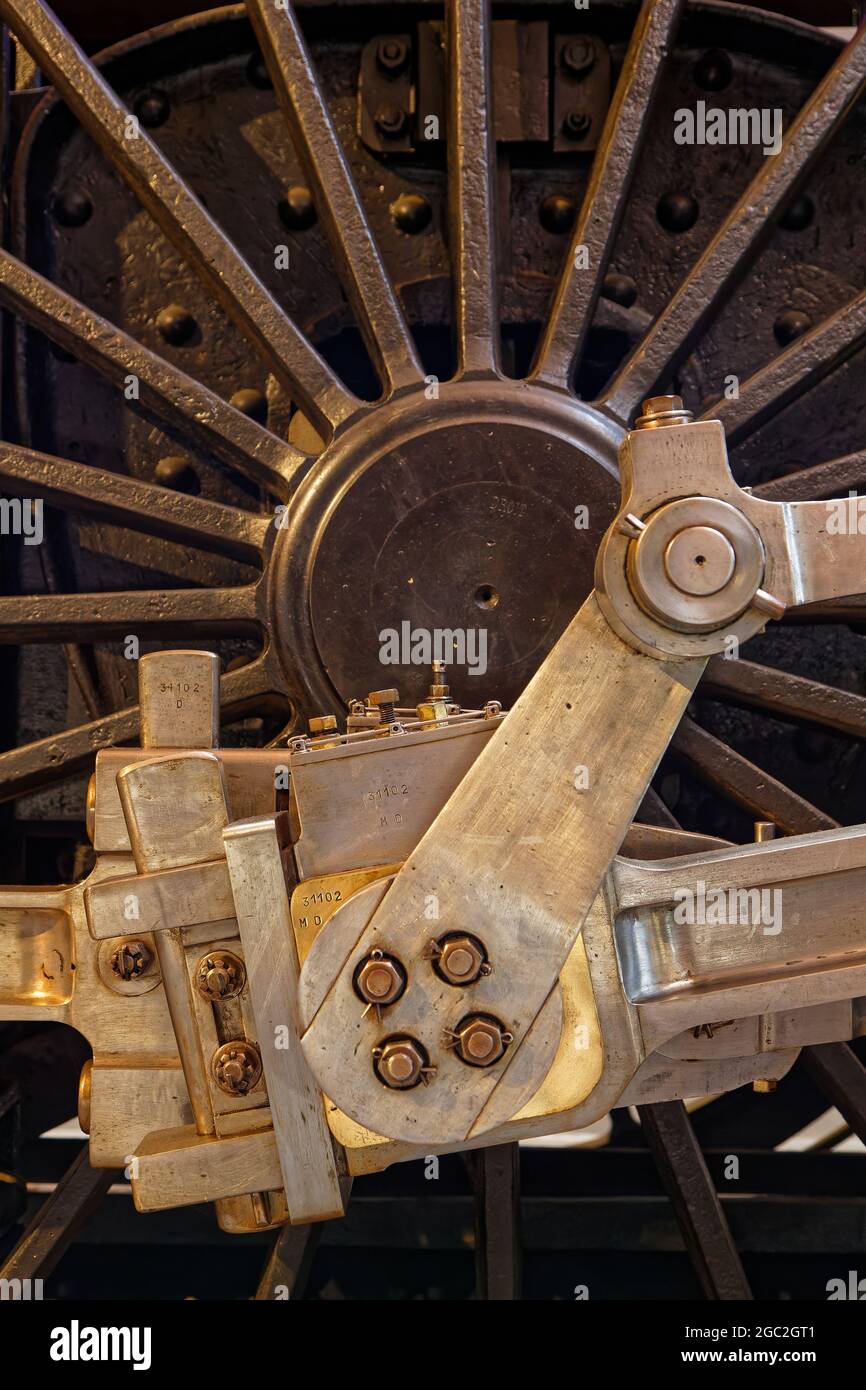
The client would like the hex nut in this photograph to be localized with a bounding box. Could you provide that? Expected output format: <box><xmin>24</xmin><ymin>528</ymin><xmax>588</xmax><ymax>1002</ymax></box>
<box><xmin>434</xmin><ymin>934</ymin><xmax>488</xmax><ymax>986</ymax></box>
<box><xmin>454</xmin><ymin>1014</ymin><xmax>511</xmax><ymax>1068</ymax></box>
<box><xmin>355</xmin><ymin>952</ymin><xmax>406</xmax><ymax>1006</ymax></box>
<box><xmin>373</xmin><ymin>1036</ymin><xmax>428</xmax><ymax>1089</ymax></box>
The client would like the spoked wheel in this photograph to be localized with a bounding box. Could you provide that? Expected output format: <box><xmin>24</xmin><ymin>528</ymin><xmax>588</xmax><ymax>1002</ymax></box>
<box><xmin>2</xmin><ymin>0</ymin><xmax>866</xmax><ymax>1300</ymax></box>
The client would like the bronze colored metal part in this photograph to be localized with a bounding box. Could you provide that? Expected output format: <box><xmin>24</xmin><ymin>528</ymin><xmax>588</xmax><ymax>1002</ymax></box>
<box><xmin>212</xmin><ymin>1040</ymin><xmax>263</xmax><ymax>1097</ymax></box>
<box><xmin>197</xmin><ymin>950</ymin><xmax>246</xmax><ymax>1002</ymax></box>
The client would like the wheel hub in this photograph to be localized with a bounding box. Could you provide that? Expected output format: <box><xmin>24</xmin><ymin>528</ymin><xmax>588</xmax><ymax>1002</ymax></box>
<box><xmin>269</xmin><ymin>382</ymin><xmax>624</xmax><ymax>710</ymax></box>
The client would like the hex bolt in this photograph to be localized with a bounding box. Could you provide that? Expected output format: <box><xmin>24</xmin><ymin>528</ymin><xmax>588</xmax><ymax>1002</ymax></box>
<box><xmin>354</xmin><ymin>950</ymin><xmax>407</xmax><ymax>1007</ymax></box>
<box><xmin>196</xmin><ymin>950</ymin><xmax>245</xmax><ymax>1002</ymax></box>
<box><xmin>309</xmin><ymin>714</ymin><xmax>340</xmax><ymax>747</ymax></box>
<box><xmin>634</xmin><ymin>395</ymin><xmax>693</xmax><ymax>429</ymax></box>
<box><xmin>432</xmin><ymin>933</ymin><xmax>489</xmax><ymax>986</ymax></box>
<box><xmin>373</xmin><ymin>1036</ymin><xmax>431</xmax><ymax>1089</ymax></box>
<box><xmin>449</xmin><ymin>1014</ymin><xmax>513</xmax><ymax>1068</ymax></box>
<box><xmin>374</xmin><ymin>102</ymin><xmax>407</xmax><ymax>138</ymax></box>
<box><xmin>212</xmin><ymin>1040</ymin><xmax>262</xmax><ymax>1096</ymax></box>
<box><xmin>562</xmin><ymin>109</ymin><xmax>592</xmax><ymax>141</ymax></box>
<box><xmin>368</xmin><ymin>688</ymin><xmax>400</xmax><ymax>723</ymax></box>
<box><xmin>562</xmin><ymin>36</ymin><xmax>595</xmax><ymax>75</ymax></box>
<box><xmin>111</xmin><ymin>939</ymin><xmax>152</xmax><ymax>981</ymax></box>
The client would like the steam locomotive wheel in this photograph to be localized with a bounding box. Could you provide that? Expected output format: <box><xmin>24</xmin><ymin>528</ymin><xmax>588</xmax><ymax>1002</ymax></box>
<box><xmin>1</xmin><ymin>0</ymin><xmax>866</xmax><ymax>1300</ymax></box>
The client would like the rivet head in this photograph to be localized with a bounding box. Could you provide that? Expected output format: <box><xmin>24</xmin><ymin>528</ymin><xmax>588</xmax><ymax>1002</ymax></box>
<box><xmin>229</xmin><ymin>387</ymin><xmax>268</xmax><ymax>424</ymax></box>
<box><xmin>156</xmin><ymin>304</ymin><xmax>196</xmax><ymax>346</ymax></box>
<box><xmin>52</xmin><ymin>187</ymin><xmax>93</xmax><ymax>228</ymax></box>
<box><xmin>278</xmin><ymin>185</ymin><xmax>317</xmax><ymax>231</ymax></box>
<box><xmin>539</xmin><ymin>194</ymin><xmax>576</xmax><ymax>235</ymax></box>
<box><xmin>154</xmin><ymin>456</ymin><xmax>199</xmax><ymax>494</ymax></box>
<box><xmin>657</xmin><ymin>191</ymin><xmax>699</xmax><ymax>234</ymax></box>
<box><xmin>391</xmin><ymin>193</ymin><xmax>432</xmax><ymax>234</ymax></box>
<box><xmin>134</xmin><ymin>88</ymin><xmax>170</xmax><ymax>128</ymax></box>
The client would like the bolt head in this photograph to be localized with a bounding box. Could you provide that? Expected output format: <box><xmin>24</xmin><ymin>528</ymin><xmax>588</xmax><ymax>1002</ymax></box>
<box><xmin>374</xmin><ymin>1037</ymin><xmax>426</xmax><ymax>1089</ymax></box>
<box><xmin>455</xmin><ymin>1015</ymin><xmax>509</xmax><ymax>1067</ymax></box>
<box><xmin>374</xmin><ymin>102</ymin><xmax>407</xmax><ymax>137</ymax></box>
<box><xmin>562</xmin><ymin>109</ymin><xmax>592</xmax><ymax>140</ymax></box>
<box><xmin>197</xmin><ymin>951</ymin><xmax>245</xmax><ymax>1001</ymax></box>
<box><xmin>562</xmin><ymin>36</ymin><xmax>595</xmax><ymax>74</ymax></box>
<box><xmin>212</xmin><ymin>1041</ymin><xmax>262</xmax><ymax>1095</ymax></box>
<box><xmin>376</xmin><ymin>37</ymin><xmax>409</xmax><ymax>74</ymax></box>
<box><xmin>368</xmin><ymin>688</ymin><xmax>400</xmax><ymax>708</ymax></box>
<box><xmin>309</xmin><ymin>714</ymin><xmax>338</xmax><ymax>734</ymax></box>
<box><xmin>436</xmin><ymin>934</ymin><xmax>487</xmax><ymax>985</ymax></box>
<box><xmin>111</xmin><ymin>940</ymin><xmax>152</xmax><ymax>981</ymax></box>
<box><xmin>356</xmin><ymin>954</ymin><xmax>406</xmax><ymax>1006</ymax></box>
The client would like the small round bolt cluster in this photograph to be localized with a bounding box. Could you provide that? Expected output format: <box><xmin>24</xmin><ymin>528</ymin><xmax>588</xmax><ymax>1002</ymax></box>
<box><xmin>364</xmin><ymin>934</ymin><xmax>511</xmax><ymax>1089</ymax></box>
<box><xmin>111</xmin><ymin>940</ymin><xmax>152</xmax><ymax>981</ymax></box>
<box><xmin>212</xmin><ymin>1041</ymin><xmax>262</xmax><ymax>1096</ymax></box>
<box><xmin>197</xmin><ymin>951</ymin><xmax>245</xmax><ymax>1002</ymax></box>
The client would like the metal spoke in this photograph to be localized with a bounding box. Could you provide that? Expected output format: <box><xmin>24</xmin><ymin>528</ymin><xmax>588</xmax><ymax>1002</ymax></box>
<box><xmin>702</xmin><ymin>656</ymin><xmax>866</xmax><ymax>739</ymax></box>
<box><xmin>255</xmin><ymin>1220</ymin><xmax>324</xmax><ymax>1300</ymax></box>
<box><xmin>0</xmin><ymin>251</ymin><xmax>301</xmax><ymax>495</ymax></box>
<box><xmin>701</xmin><ymin>287</ymin><xmax>866</xmax><ymax>446</ymax></box>
<box><xmin>803</xmin><ymin>1043</ymin><xmax>866</xmax><ymax>1147</ymax></box>
<box><xmin>247</xmin><ymin>0</ymin><xmax>422</xmax><ymax>396</ymax></box>
<box><xmin>471</xmin><ymin>1143</ymin><xmax>522</xmax><ymax>1300</ymax></box>
<box><xmin>0</xmin><ymin>444</ymin><xmax>269</xmax><ymax>562</ymax></box>
<box><xmin>0</xmin><ymin>1145</ymin><xmax>116</xmax><ymax>1287</ymax></box>
<box><xmin>603</xmin><ymin>22</ymin><xmax>866</xmax><ymax>423</ymax></box>
<box><xmin>531</xmin><ymin>0</ymin><xmax>683</xmax><ymax>392</ymax></box>
<box><xmin>0</xmin><ymin>584</ymin><xmax>259</xmax><ymax>642</ymax></box>
<box><xmin>448</xmin><ymin>0</ymin><xmax>499</xmax><ymax>377</ymax></box>
<box><xmin>0</xmin><ymin>655</ymin><xmax>275</xmax><ymax>801</ymax></box>
<box><xmin>753</xmin><ymin>449</ymin><xmax>866</xmax><ymax>502</ymax></box>
<box><xmin>672</xmin><ymin>716</ymin><xmax>836</xmax><ymax>833</ymax></box>
<box><xmin>0</xmin><ymin>0</ymin><xmax>358</xmax><ymax>434</ymax></box>
<box><xmin>639</xmin><ymin>1101</ymin><xmax>752</xmax><ymax>1300</ymax></box>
